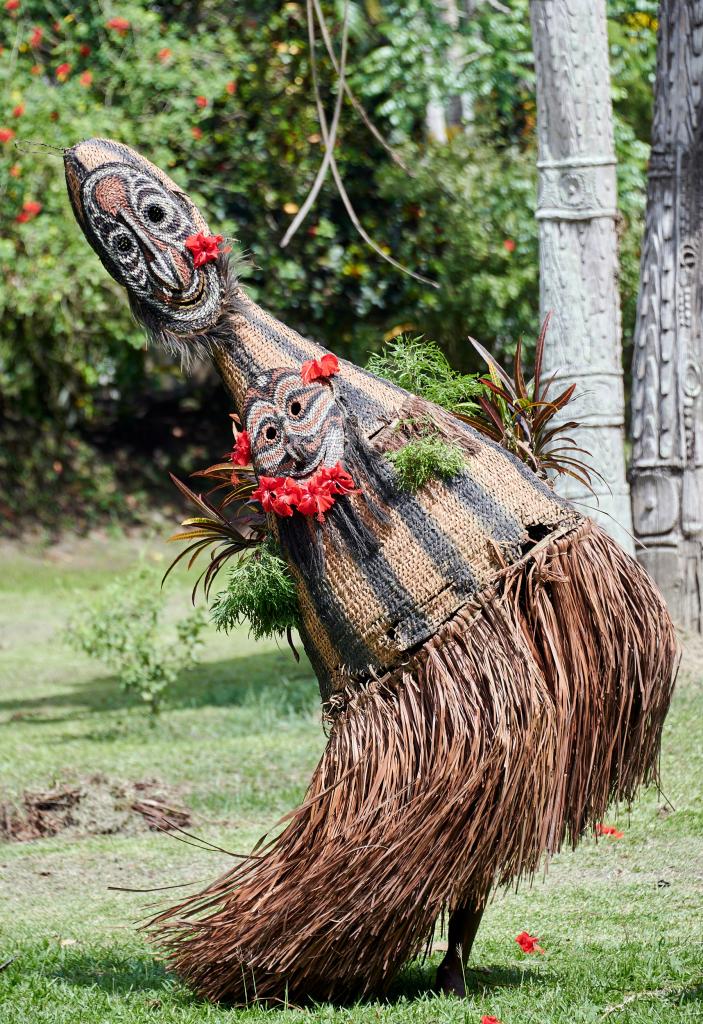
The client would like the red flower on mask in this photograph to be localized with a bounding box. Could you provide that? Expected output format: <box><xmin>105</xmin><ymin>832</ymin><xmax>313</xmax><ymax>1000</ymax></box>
<box><xmin>316</xmin><ymin>462</ymin><xmax>357</xmax><ymax>496</ymax></box>
<box><xmin>185</xmin><ymin>232</ymin><xmax>224</xmax><ymax>267</ymax></box>
<box><xmin>296</xmin><ymin>474</ymin><xmax>336</xmax><ymax>523</ymax></box>
<box><xmin>230</xmin><ymin>429</ymin><xmax>251</xmax><ymax>467</ymax></box>
<box><xmin>515</xmin><ymin>931</ymin><xmax>545</xmax><ymax>954</ymax></box>
<box><xmin>301</xmin><ymin>352</ymin><xmax>339</xmax><ymax>384</ymax></box>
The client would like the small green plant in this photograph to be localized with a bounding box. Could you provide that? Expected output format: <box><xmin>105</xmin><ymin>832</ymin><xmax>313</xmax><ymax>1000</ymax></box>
<box><xmin>387</xmin><ymin>434</ymin><xmax>466</xmax><ymax>493</ymax></box>
<box><xmin>366</xmin><ymin>335</ymin><xmax>484</xmax><ymax>416</ymax></box>
<box><xmin>210</xmin><ymin>540</ymin><xmax>301</xmax><ymax>642</ymax></box>
<box><xmin>65</xmin><ymin>567</ymin><xmax>207</xmax><ymax>715</ymax></box>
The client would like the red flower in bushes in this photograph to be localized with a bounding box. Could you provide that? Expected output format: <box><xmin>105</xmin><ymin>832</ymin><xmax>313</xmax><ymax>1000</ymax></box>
<box><xmin>191</xmin><ymin>126</ymin><xmax>202</xmax><ymax>140</ymax></box>
<box><xmin>503</xmin><ymin>238</ymin><xmax>516</xmax><ymax>253</ymax></box>
<box><xmin>12</xmin><ymin>104</ymin><xmax>24</xmax><ymax>117</ymax></box>
<box><xmin>106</xmin><ymin>16</ymin><xmax>130</xmax><ymax>35</ymax></box>
<box><xmin>29</xmin><ymin>26</ymin><xmax>42</xmax><ymax>47</ymax></box>
<box><xmin>195</xmin><ymin>95</ymin><xmax>208</xmax><ymax>108</ymax></box>
<box><xmin>301</xmin><ymin>352</ymin><xmax>339</xmax><ymax>384</ymax></box>
<box><xmin>79</xmin><ymin>44</ymin><xmax>91</xmax><ymax>57</ymax></box>
<box><xmin>158</xmin><ymin>47</ymin><xmax>172</xmax><ymax>63</ymax></box>
<box><xmin>4</xmin><ymin>0</ymin><xmax>20</xmax><ymax>12</ymax></box>
<box><xmin>225</xmin><ymin>80</ymin><xmax>237</xmax><ymax>95</ymax></box>
<box><xmin>515</xmin><ymin>931</ymin><xmax>545</xmax><ymax>954</ymax></box>
<box><xmin>185</xmin><ymin>232</ymin><xmax>224</xmax><ymax>268</ymax></box>
<box><xmin>16</xmin><ymin>199</ymin><xmax>42</xmax><ymax>223</ymax></box>
<box><xmin>0</xmin><ymin>126</ymin><xmax>15</xmax><ymax>142</ymax></box>
<box><xmin>55</xmin><ymin>62</ymin><xmax>71</xmax><ymax>80</ymax></box>
<box><xmin>230</xmin><ymin>430</ymin><xmax>252</xmax><ymax>467</ymax></box>
<box><xmin>79</xmin><ymin>70</ymin><xmax>92</xmax><ymax>87</ymax></box>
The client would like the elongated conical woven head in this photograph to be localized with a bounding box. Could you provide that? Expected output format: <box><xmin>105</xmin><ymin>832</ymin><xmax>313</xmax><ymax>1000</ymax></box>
<box><xmin>64</xmin><ymin>138</ymin><xmax>225</xmax><ymax>340</ymax></box>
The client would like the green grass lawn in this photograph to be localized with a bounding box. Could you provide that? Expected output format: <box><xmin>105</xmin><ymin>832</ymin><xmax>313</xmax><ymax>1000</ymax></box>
<box><xmin>1</xmin><ymin>533</ymin><xmax>702</xmax><ymax>1024</ymax></box>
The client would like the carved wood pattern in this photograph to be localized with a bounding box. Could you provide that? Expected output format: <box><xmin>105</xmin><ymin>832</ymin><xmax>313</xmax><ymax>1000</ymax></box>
<box><xmin>529</xmin><ymin>0</ymin><xmax>633</xmax><ymax>553</ymax></box>
<box><xmin>630</xmin><ymin>0</ymin><xmax>703</xmax><ymax>628</ymax></box>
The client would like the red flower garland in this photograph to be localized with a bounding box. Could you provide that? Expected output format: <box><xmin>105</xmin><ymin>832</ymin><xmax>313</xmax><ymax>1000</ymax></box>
<box><xmin>251</xmin><ymin>462</ymin><xmax>356</xmax><ymax>524</ymax></box>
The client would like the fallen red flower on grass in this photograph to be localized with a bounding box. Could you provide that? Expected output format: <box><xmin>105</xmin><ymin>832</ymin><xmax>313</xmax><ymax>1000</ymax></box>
<box><xmin>185</xmin><ymin>232</ymin><xmax>224</xmax><ymax>267</ymax></box>
<box><xmin>481</xmin><ymin>1016</ymin><xmax>502</xmax><ymax>1024</ymax></box>
<box><xmin>515</xmin><ymin>930</ymin><xmax>545</xmax><ymax>954</ymax></box>
<box><xmin>596</xmin><ymin>823</ymin><xmax>624</xmax><ymax>839</ymax></box>
<box><xmin>301</xmin><ymin>352</ymin><xmax>339</xmax><ymax>384</ymax></box>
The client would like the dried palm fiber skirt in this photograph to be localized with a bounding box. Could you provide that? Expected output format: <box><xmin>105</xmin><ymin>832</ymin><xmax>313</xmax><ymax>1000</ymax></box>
<box><xmin>149</xmin><ymin>518</ymin><xmax>677</xmax><ymax>1004</ymax></box>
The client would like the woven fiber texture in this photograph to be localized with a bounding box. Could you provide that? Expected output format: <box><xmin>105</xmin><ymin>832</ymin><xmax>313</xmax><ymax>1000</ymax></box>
<box><xmin>148</xmin><ymin>518</ymin><xmax>677</xmax><ymax>1004</ymax></box>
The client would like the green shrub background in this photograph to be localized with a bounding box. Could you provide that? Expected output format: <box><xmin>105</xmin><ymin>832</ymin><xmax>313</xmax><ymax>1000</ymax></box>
<box><xmin>0</xmin><ymin>0</ymin><xmax>658</xmax><ymax>528</ymax></box>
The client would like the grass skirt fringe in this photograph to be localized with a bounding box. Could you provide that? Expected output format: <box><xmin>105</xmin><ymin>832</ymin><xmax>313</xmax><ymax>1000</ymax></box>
<box><xmin>148</xmin><ymin>519</ymin><xmax>677</xmax><ymax>1004</ymax></box>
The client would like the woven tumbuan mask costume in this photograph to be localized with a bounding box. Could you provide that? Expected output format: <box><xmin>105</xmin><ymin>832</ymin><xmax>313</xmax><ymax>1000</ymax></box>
<box><xmin>65</xmin><ymin>138</ymin><xmax>677</xmax><ymax>1004</ymax></box>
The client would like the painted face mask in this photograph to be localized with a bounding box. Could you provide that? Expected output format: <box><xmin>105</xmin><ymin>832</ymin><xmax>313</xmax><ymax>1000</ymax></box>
<box><xmin>64</xmin><ymin>137</ymin><xmax>222</xmax><ymax>334</ymax></box>
<box><xmin>243</xmin><ymin>369</ymin><xmax>345</xmax><ymax>479</ymax></box>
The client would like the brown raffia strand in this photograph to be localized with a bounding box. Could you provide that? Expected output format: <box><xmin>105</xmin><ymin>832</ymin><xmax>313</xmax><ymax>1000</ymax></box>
<box><xmin>147</xmin><ymin>518</ymin><xmax>677</xmax><ymax>1005</ymax></box>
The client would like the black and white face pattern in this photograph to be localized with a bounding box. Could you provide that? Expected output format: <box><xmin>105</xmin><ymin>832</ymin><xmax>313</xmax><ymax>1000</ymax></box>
<box><xmin>243</xmin><ymin>368</ymin><xmax>345</xmax><ymax>479</ymax></box>
<box><xmin>70</xmin><ymin>156</ymin><xmax>221</xmax><ymax>333</ymax></box>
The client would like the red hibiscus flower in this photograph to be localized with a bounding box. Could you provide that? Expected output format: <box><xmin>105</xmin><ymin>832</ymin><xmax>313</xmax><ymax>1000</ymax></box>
<box><xmin>55</xmin><ymin>62</ymin><xmax>71</xmax><ymax>80</ymax></box>
<box><xmin>106</xmin><ymin>16</ymin><xmax>130</xmax><ymax>35</ymax></box>
<box><xmin>595</xmin><ymin>823</ymin><xmax>624</xmax><ymax>839</ymax></box>
<box><xmin>515</xmin><ymin>931</ymin><xmax>545</xmax><ymax>954</ymax></box>
<box><xmin>29</xmin><ymin>26</ymin><xmax>42</xmax><ymax>47</ymax></box>
<box><xmin>503</xmin><ymin>238</ymin><xmax>516</xmax><ymax>253</ymax></box>
<box><xmin>301</xmin><ymin>352</ymin><xmax>339</xmax><ymax>384</ymax></box>
<box><xmin>79</xmin><ymin>70</ymin><xmax>92</xmax><ymax>87</ymax></box>
<box><xmin>191</xmin><ymin>125</ymin><xmax>202</xmax><ymax>140</ymax></box>
<box><xmin>195</xmin><ymin>94</ymin><xmax>208</xmax><ymax>108</ymax></box>
<box><xmin>4</xmin><ymin>0</ymin><xmax>20</xmax><ymax>12</ymax></box>
<box><xmin>0</xmin><ymin>127</ymin><xmax>15</xmax><ymax>142</ymax></box>
<box><xmin>185</xmin><ymin>232</ymin><xmax>224</xmax><ymax>267</ymax></box>
<box><xmin>12</xmin><ymin>104</ymin><xmax>24</xmax><ymax>117</ymax></box>
<box><xmin>296</xmin><ymin>474</ymin><xmax>336</xmax><ymax>523</ymax></box>
<box><xmin>481</xmin><ymin>1017</ymin><xmax>503</xmax><ymax>1024</ymax></box>
<box><xmin>251</xmin><ymin>476</ymin><xmax>302</xmax><ymax>518</ymax></box>
<box><xmin>316</xmin><ymin>462</ymin><xmax>356</xmax><ymax>496</ymax></box>
<box><xmin>230</xmin><ymin>429</ymin><xmax>251</xmax><ymax>467</ymax></box>
<box><xmin>158</xmin><ymin>47</ymin><xmax>172</xmax><ymax>63</ymax></box>
<box><xmin>79</xmin><ymin>44</ymin><xmax>91</xmax><ymax>56</ymax></box>
<box><xmin>225</xmin><ymin>80</ymin><xmax>237</xmax><ymax>95</ymax></box>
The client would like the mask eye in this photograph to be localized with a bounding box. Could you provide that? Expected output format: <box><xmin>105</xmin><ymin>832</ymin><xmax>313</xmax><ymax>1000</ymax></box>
<box><xmin>289</xmin><ymin>400</ymin><xmax>302</xmax><ymax>417</ymax></box>
<box><xmin>265</xmin><ymin>425</ymin><xmax>278</xmax><ymax>441</ymax></box>
<box><xmin>114</xmin><ymin>232</ymin><xmax>135</xmax><ymax>254</ymax></box>
<box><xmin>146</xmin><ymin>203</ymin><xmax>166</xmax><ymax>224</ymax></box>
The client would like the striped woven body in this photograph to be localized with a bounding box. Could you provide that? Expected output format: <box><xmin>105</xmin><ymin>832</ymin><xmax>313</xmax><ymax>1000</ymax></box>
<box><xmin>64</xmin><ymin>137</ymin><xmax>582</xmax><ymax>697</ymax></box>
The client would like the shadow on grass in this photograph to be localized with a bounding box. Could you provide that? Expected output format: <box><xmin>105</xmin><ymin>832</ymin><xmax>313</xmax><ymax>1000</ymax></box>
<box><xmin>50</xmin><ymin>946</ymin><xmax>547</xmax><ymax>1008</ymax></box>
<box><xmin>0</xmin><ymin>647</ymin><xmax>319</xmax><ymax>725</ymax></box>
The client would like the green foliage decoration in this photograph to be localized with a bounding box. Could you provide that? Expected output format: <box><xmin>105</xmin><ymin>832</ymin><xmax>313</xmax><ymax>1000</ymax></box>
<box><xmin>367</xmin><ymin>334</ymin><xmax>484</xmax><ymax>415</ymax></box>
<box><xmin>386</xmin><ymin>432</ymin><xmax>465</xmax><ymax>493</ymax></box>
<box><xmin>210</xmin><ymin>539</ymin><xmax>301</xmax><ymax>642</ymax></box>
<box><xmin>65</xmin><ymin>567</ymin><xmax>207</xmax><ymax>715</ymax></box>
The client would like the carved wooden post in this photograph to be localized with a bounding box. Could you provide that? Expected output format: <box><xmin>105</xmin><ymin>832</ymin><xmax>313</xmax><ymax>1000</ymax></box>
<box><xmin>630</xmin><ymin>2</ymin><xmax>703</xmax><ymax>629</ymax></box>
<box><xmin>529</xmin><ymin>0</ymin><xmax>634</xmax><ymax>553</ymax></box>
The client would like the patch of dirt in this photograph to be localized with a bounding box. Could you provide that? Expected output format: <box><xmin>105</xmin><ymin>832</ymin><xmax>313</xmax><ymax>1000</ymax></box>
<box><xmin>0</xmin><ymin>775</ymin><xmax>192</xmax><ymax>843</ymax></box>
